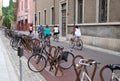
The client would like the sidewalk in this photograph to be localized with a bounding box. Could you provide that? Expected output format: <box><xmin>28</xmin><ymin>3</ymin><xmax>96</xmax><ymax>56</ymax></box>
<box><xmin>0</xmin><ymin>37</ymin><xmax>19</xmax><ymax>81</ymax></box>
<box><xmin>0</xmin><ymin>30</ymin><xmax>47</xmax><ymax>81</ymax></box>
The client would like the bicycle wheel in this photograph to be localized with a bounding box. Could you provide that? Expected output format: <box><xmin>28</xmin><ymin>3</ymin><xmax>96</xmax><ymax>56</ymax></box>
<box><xmin>69</xmin><ymin>40</ymin><xmax>75</xmax><ymax>48</ymax></box>
<box><xmin>60</xmin><ymin>51</ymin><xmax>74</xmax><ymax>69</ymax></box>
<box><xmin>27</xmin><ymin>54</ymin><xmax>47</xmax><ymax>72</ymax></box>
<box><xmin>11</xmin><ymin>39</ymin><xmax>19</xmax><ymax>50</ymax></box>
<box><xmin>77</xmin><ymin>39</ymin><xmax>83</xmax><ymax>50</ymax></box>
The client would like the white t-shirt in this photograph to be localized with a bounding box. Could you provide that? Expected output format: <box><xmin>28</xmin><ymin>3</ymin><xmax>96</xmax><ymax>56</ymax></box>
<box><xmin>75</xmin><ymin>28</ymin><xmax>81</xmax><ymax>37</ymax></box>
<box><xmin>54</xmin><ymin>27</ymin><xmax>59</xmax><ymax>33</ymax></box>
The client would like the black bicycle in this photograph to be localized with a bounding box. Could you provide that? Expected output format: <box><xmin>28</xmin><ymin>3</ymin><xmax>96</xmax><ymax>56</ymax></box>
<box><xmin>100</xmin><ymin>64</ymin><xmax>120</xmax><ymax>81</ymax></box>
<box><xmin>27</xmin><ymin>43</ymin><xmax>74</xmax><ymax>72</ymax></box>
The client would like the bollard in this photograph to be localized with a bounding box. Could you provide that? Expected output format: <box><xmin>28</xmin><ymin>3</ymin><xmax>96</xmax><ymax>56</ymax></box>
<box><xmin>18</xmin><ymin>46</ymin><xmax>23</xmax><ymax>81</ymax></box>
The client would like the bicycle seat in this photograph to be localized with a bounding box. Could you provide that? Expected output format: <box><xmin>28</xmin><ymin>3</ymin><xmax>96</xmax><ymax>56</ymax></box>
<box><xmin>57</xmin><ymin>46</ymin><xmax>64</xmax><ymax>49</ymax></box>
<box><xmin>106</xmin><ymin>64</ymin><xmax>120</xmax><ymax>71</ymax></box>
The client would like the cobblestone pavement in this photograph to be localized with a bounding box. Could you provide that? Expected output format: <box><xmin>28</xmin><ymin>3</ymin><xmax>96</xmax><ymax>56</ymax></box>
<box><xmin>0</xmin><ymin>31</ymin><xmax>47</xmax><ymax>81</ymax></box>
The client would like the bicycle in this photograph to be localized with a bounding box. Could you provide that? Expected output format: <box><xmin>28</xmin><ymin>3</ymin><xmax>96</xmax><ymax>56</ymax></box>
<box><xmin>44</xmin><ymin>34</ymin><xmax>51</xmax><ymax>47</ymax></box>
<box><xmin>38</xmin><ymin>32</ymin><xmax>43</xmax><ymax>42</ymax></box>
<box><xmin>73</xmin><ymin>55</ymin><xmax>100</xmax><ymax>81</ymax></box>
<box><xmin>100</xmin><ymin>64</ymin><xmax>120</xmax><ymax>81</ymax></box>
<box><xmin>11</xmin><ymin>34</ymin><xmax>25</xmax><ymax>50</ymax></box>
<box><xmin>11</xmin><ymin>34</ymin><xmax>35</xmax><ymax>51</ymax></box>
<box><xmin>53</xmin><ymin>33</ymin><xmax>59</xmax><ymax>42</ymax></box>
<box><xmin>69</xmin><ymin>36</ymin><xmax>83</xmax><ymax>50</ymax></box>
<box><xmin>27</xmin><ymin>43</ymin><xmax>74</xmax><ymax>73</ymax></box>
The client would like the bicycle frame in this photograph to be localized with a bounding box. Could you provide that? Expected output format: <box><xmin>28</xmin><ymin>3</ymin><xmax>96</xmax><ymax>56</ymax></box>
<box><xmin>112</xmin><ymin>72</ymin><xmax>120</xmax><ymax>81</ymax></box>
<box><xmin>79</xmin><ymin>59</ymin><xmax>92</xmax><ymax>81</ymax></box>
<box><xmin>74</xmin><ymin>58</ymin><xmax>98</xmax><ymax>81</ymax></box>
<box><xmin>81</xmin><ymin>70</ymin><xmax>92</xmax><ymax>81</ymax></box>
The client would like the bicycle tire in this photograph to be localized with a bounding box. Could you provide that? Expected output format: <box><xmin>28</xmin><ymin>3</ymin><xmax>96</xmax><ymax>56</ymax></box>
<box><xmin>77</xmin><ymin>39</ymin><xmax>83</xmax><ymax>50</ymax></box>
<box><xmin>10</xmin><ymin>38</ymin><xmax>13</xmax><ymax>46</ymax></box>
<box><xmin>69</xmin><ymin>40</ymin><xmax>75</xmax><ymax>48</ymax></box>
<box><xmin>27</xmin><ymin>54</ymin><xmax>47</xmax><ymax>72</ymax></box>
<box><xmin>60</xmin><ymin>51</ymin><xmax>74</xmax><ymax>69</ymax></box>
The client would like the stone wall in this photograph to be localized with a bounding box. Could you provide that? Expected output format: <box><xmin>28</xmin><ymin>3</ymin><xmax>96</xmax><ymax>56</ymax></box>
<box><xmin>67</xmin><ymin>24</ymin><xmax>120</xmax><ymax>52</ymax></box>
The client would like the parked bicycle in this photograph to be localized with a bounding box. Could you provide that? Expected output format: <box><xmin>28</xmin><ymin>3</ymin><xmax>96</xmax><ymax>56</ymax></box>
<box><xmin>69</xmin><ymin>37</ymin><xmax>83</xmax><ymax>50</ymax></box>
<box><xmin>11</xmin><ymin>34</ymin><xmax>34</xmax><ymax>51</ymax></box>
<box><xmin>100</xmin><ymin>64</ymin><xmax>120</xmax><ymax>81</ymax></box>
<box><xmin>27</xmin><ymin>43</ymin><xmax>74</xmax><ymax>73</ymax></box>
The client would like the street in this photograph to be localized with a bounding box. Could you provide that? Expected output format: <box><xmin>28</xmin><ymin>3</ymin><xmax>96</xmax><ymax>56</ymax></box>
<box><xmin>0</xmin><ymin>29</ymin><xmax>120</xmax><ymax>81</ymax></box>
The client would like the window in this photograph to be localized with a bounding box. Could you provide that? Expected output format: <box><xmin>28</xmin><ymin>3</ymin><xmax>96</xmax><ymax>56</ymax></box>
<box><xmin>77</xmin><ymin>0</ymin><xmax>83</xmax><ymax>23</ymax></box>
<box><xmin>21</xmin><ymin>1</ymin><xmax>23</xmax><ymax>10</ymax></box>
<box><xmin>51</xmin><ymin>7</ymin><xmax>55</xmax><ymax>25</ymax></box>
<box><xmin>99</xmin><ymin>0</ymin><xmax>107</xmax><ymax>22</ymax></box>
<box><xmin>44</xmin><ymin>10</ymin><xmax>46</xmax><ymax>25</ymax></box>
<box><xmin>25</xmin><ymin>0</ymin><xmax>28</xmax><ymax>9</ymax></box>
<box><xmin>39</xmin><ymin>12</ymin><xmax>40</xmax><ymax>25</ymax></box>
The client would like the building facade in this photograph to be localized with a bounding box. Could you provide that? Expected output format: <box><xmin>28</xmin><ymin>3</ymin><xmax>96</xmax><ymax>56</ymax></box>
<box><xmin>35</xmin><ymin>0</ymin><xmax>120</xmax><ymax>52</ymax></box>
<box><xmin>17</xmin><ymin>0</ymin><xmax>34</xmax><ymax>31</ymax></box>
<box><xmin>0</xmin><ymin>0</ymin><xmax>3</xmax><ymax>26</ymax></box>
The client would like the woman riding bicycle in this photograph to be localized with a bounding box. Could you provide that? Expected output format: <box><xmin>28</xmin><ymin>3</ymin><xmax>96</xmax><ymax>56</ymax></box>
<box><xmin>38</xmin><ymin>25</ymin><xmax>44</xmax><ymax>39</ymax></box>
<box><xmin>43</xmin><ymin>25</ymin><xmax>51</xmax><ymax>46</ymax></box>
<box><xmin>71</xmin><ymin>26</ymin><xmax>81</xmax><ymax>42</ymax></box>
<box><xmin>53</xmin><ymin>25</ymin><xmax>59</xmax><ymax>41</ymax></box>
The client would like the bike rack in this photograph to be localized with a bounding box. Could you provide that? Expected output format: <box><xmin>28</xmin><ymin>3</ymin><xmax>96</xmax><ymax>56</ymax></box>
<box><xmin>73</xmin><ymin>55</ymin><xmax>98</xmax><ymax>81</ymax></box>
<box><xmin>99</xmin><ymin>65</ymin><xmax>107</xmax><ymax>81</ymax></box>
<box><xmin>73</xmin><ymin>55</ymin><xmax>84</xmax><ymax>81</ymax></box>
<box><xmin>48</xmin><ymin>46</ymin><xmax>63</xmax><ymax>76</ymax></box>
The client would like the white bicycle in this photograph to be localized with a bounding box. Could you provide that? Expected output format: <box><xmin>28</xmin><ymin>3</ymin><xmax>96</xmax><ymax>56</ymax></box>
<box><xmin>73</xmin><ymin>55</ymin><xmax>100</xmax><ymax>81</ymax></box>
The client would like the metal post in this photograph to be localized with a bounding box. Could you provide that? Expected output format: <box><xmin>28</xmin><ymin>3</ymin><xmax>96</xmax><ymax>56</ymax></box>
<box><xmin>19</xmin><ymin>58</ymin><xmax>22</xmax><ymax>81</ymax></box>
<box><xmin>18</xmin><ymin>47</ymin><xmax>23</xmax><ymax>81</ymax></box>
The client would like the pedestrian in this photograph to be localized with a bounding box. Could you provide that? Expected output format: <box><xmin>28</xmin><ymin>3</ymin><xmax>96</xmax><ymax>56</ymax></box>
<box><xmin>29</xmin><ymin>24</ymin><xmax>33</xmax><ymax>35</ymax></box>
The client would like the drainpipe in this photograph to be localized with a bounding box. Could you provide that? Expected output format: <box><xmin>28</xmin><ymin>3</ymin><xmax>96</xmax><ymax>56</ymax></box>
<box><xmin>74</xmin><ymin>0</ymin><xmax>76</xmax><ymax>27</ymax></box>
<box><xmin>54</xmin><ymin>0</ymin><xmax>55</xmax><ymax>26</ymax></box>
<box><xmin>35</xmin><ymin>0</ymin><xmax>37</xmax><ymax>34</ymax></box>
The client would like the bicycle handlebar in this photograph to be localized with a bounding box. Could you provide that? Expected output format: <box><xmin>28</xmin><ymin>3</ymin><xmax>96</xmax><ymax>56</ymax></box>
<box><xmin>78</xmin><ymin>59</ymin><xmax>101</xmax><ymax>66</ymax></box>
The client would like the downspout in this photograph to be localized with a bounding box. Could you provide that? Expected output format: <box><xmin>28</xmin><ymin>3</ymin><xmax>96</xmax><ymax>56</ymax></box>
<box><xmin>54</xmin><ymin>0</ymin><xmax>55</xmax><ymax>26</ymax></box>
<box><xmin>35</xmin><ymin>0</ymin><xmax>37</xmax><ymax>34</ymax></box>
<box><xmin>74</xmin><ymin>0</ymin><xmax>76</xmax><ymax>27</ymax></box>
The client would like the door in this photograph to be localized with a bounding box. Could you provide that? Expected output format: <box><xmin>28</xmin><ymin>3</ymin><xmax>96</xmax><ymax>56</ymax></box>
<box><xmin>61</xmin><ymin>4</ymin><xmax>66</xmax><ymax>36</ymax></box>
